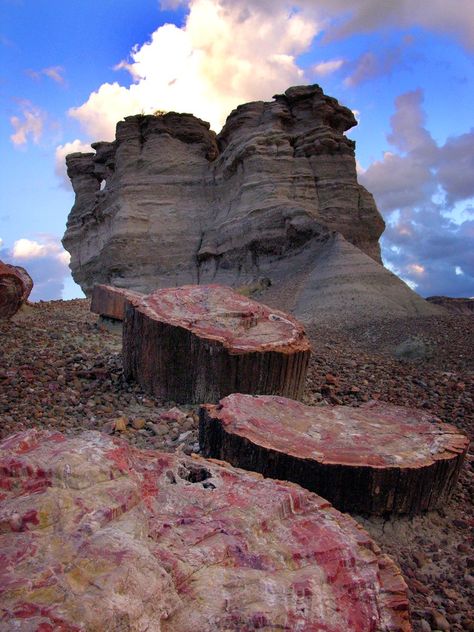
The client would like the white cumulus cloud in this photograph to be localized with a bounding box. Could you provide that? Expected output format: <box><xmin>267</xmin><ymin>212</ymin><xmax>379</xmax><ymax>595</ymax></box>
<box><xmin>68</xmin><ymin>0</ymin><xmax>319</xmax><ymax>139</ymax></box>
<box><xmin>194</xmin><ymin>0</ymin><xmax>474</xmax><ymax>48</ymax></box>
<box><xmin>312</xmin><ymin>59</ymin><xmax>345</xmax><ymax>76</ymax></box>
<box><xmin>10</xmin><ymin>100</ymin><xmax>45</xmax><ymax>146</ymax></box>
<box><xmin>12</xmin><ymin>236</ymin><xmax>69</xmax><ymax>263</ymax></box>
<box><xmin>1</xmin><ymin>235</ymin><xmax>72</xmax><ymax>301</ymax></box>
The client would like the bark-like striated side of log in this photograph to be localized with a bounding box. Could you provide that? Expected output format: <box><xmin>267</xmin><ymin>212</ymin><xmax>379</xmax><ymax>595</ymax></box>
<box><xmin>200</xmin><ymin>396</ymin><xmax>469</xmax><ymax>515</ymax></box>
<box><xmin>0</xmin><ymin>261</ymin><xmax>33</xmax><ymax>319</ymax></box>
<box><xmin>123</xmin><ymin>285</ymin><xmax>311</xmax><ymax>403</ymax></box>
<box><xmin>124</xmin><ymin>304</ymin><xmax>310</xmax><ymax>403</ymax></box>
<box><xmin>90</xmin><ymin>283</ymin><xmax>143</xmax><ymax>320</ymax></box>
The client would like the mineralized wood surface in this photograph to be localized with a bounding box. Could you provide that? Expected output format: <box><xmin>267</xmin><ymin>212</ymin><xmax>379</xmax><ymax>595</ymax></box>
<box><xmin>200</xmin><ymin>395</ymin><xmax>469</xmax><ymax>515</ymax></box>
<box><xmin>123</xmin><ymin>284</ymin><xmax>311</xmax><ymax>403</ymax></box>
<box><xmin>0</xmin><ymin>261</ymin><xmax>33</xmax><ymax>319</ymax></box>
<box><xmin>0</xmin><ymin>429</ymin><xmax>411</xmax><ymax>631</ymax></box>
<box><xmin>90</xmin><ymin>283</ymin><xmax>143</xmax><ymax>320</ymax></box>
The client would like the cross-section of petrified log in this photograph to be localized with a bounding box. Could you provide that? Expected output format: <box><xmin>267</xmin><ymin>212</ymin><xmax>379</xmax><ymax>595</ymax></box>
<box><xmin>200</xmin><ymin>395</ymin><xmax>469</xmax><ymax>515</ymax></box>
<box><xmin>0</xmin><ymin>429</ymin><xmax>411</xmax><ymax>631</ymax></box>
<box><xmin>90</xmin><ymin>283</ymin><xmax>143</xmax><ymax>320</ymax></box>
<box><xmin>123</xmin><ymin>284</ymin><xmax>311</xmax><ymax>403</ymax></box>
<box><xmin>0</xmin><ymin>261</ymin><xmax>33</xmax><ymax>319</ymax></box>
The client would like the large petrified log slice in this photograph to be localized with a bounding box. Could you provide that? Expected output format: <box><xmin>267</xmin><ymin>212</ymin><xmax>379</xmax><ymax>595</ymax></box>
<box><xmin>90</xmin><ymin>283</ymin><xmax>143</xmax><ymax>320</ymax></box>
<box><xmin>200</xmin><ymin>395</ymin><xmax>469</xmax><ymax>515</ymax></box>
<box><xmin>0</xmin><ymin>261</ymin><xmax>33</xmax><ymax>319</ymax></box>
<box><xmin>123</xmin><ymin>284</ymin><xmax>311</xmax><ymax>403</ymax></box>
<box><xmin>0</xmin><ymin>429</ymin><xmax>411</xmax><ymax>631</ymax></box>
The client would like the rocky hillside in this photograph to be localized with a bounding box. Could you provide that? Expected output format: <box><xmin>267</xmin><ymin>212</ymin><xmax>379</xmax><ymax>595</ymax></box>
<box><xmin>63</xmin><ymin>85</ymin><xmax>440</xmax><ymax>325</ymax></box>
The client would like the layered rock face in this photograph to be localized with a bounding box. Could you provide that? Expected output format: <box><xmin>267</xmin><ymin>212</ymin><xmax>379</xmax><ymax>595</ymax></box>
<box><xmin>63</xmin><ymin>84</ymin><xmax>439</xmax><ymax>323</ymax></box>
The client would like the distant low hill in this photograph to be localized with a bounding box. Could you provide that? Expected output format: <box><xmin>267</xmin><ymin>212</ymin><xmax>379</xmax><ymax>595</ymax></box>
<box><xmin>426</xmin><ymin>296</ymin><xmax>474</xmax><ymax>315</ymax></box>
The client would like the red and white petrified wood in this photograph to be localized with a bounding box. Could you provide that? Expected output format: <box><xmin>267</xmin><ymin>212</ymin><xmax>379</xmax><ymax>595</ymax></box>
<box><xmin>0</xmin><ymin>429</ymin><xmax>411</xmax><ymax>631</ymax></box>
<box><xmin>123</xmin><ymin>284</ymin><xmax>311</xmax><ymax>403</ymax></box>
<box><xmin>200</xmin><ymin>395</ymin><xmax>469</xmax><ymax>515</ymax></box>
<box><xmin>0</xmin><ymin>261</ymin><xmax>33</xmax><ymax>319</ymax></box>
<box><xmin>90</xmin><ymin>283</ymin><xmax>143</xmax><ymax>320</ymax></box>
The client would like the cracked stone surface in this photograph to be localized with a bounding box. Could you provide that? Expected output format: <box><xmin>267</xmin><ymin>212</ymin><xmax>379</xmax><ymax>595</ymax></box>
<box><xmin>0</xmin><ymin>428</ymin><xmax>411</xmax><ymax>631</ymax></box>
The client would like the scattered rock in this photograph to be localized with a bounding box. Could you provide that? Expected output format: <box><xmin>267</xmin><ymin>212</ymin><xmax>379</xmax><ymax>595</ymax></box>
<box><xmin>131</xmin><ymin>417</ymin><xmax>145</xmax><ymax>430</ymax></box>
<box><xmin>159</xmin><ymin>407</ymin><xmax>189</xmax><ymax>424</ymax></box>
<box><xmin>0</xmin><ymin>299</ymin><xmax>472</xmax><ymax>627</ymax></box>
<box><xmin>113</xmin><ymin>416</ymin><xmax>128</xmax><ymax>432</ymax></box>
<box><xmin>430</xmin><ymin>610</ymin><xmax>450</xmax><ymax>631</ymax></box>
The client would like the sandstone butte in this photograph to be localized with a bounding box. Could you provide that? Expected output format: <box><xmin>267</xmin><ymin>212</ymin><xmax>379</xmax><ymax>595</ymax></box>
<box><xmin>123</xmin><ymin>284</ymin><xmax>311</xmax><ymax>403</ymax></box>
<box><xmin>62</xmin><ymin>84</ymin><xmax>441</xmax><ymax>326</ymax></box>
<box><xmin>200</xmin><ymin>395</ymin><xmax>470</xmax><ymax>515</ymax></box>
<box><xmin>0</xmin><ymin>429</ymin><xmax>412</xmax><ymax>631</ymax></box>
<box><xmin>0</xmin><ymin>260</ymin><xmax>33</xmax><ymax>319</ymax></box>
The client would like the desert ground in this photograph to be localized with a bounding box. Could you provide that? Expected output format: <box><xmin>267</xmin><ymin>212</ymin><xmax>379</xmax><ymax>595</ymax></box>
<box><xmin>1</xmin><ymin>298</ymin><xmax>472</xmax><ymax>632</ymax></box>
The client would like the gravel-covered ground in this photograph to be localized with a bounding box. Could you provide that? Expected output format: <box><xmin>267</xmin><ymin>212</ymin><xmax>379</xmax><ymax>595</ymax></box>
<box><xmin>1</xmin><ymin>299</ymin><xmax>472</xmax><ymax>631</ymax></box>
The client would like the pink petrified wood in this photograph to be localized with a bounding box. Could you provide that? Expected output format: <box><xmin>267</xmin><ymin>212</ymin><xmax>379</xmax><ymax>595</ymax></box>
<box><xmin>200</xmin><ymin>395</ymin><xmax>469</xmax><ymax>515</ymax></box>
<box><xmin>90</xmin><ymin>283</ymin><xmax>143</xmax><ymax>320</ymax></box>
<box><xmin>0</xmin><ymin>429</ymin><xmax>411</xmax><ymax>631</ymax></box>
<box><xmin>0</xmin><ymin>261</ymin><xmax>33</xmax><ymax>319</ymax></box>
<box><xmin>123</xmin><ymin>284</ymin><xmax>311</xmax><ymax>403</ymax></box>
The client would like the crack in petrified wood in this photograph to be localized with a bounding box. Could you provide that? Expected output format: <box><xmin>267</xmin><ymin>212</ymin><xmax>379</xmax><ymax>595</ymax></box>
<box><xmin>0</xmin><ymin>429</ymin><xmax>411</xmax><ymax>631</ymax></box>
<box><xmin>199</xmin><ymin>395</ymin><xmax>469</xmax><ymax>515</ymax></box>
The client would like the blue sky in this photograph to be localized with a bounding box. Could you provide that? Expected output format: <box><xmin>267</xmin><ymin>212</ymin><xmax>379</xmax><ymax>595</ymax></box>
<box><xmin>1</xmin><ymin>0</ymin><xmax>473</xmax><ymax>300</ymax></box>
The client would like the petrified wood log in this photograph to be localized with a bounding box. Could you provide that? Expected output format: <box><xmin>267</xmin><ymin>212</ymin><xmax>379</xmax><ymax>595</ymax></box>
<box><xmin>0</xmin><ymin>429</ymin><xmax>411</xmax><ymax>631</ymax></box>
<box><xmin>0</xmin><ymin>261</ymin><xmax>33</xmax><ymax>319</ymax></box>
<box><xmin>123</xmin><ymin>284</ymin><xmax>311</xmax><ymax>403</ymax></box>
<box><xmin>200</xmin><ymin>395</ymin><xmax>469</xmax><ymax>515</ymax></box>
<box><xmin>90</xmin><ymin>283</ymin><xmax>143</xmax><ymax>320</ymax></box>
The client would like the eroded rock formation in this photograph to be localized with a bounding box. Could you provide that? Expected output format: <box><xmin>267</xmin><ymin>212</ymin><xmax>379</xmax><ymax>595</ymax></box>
<box><xmin>123</xmin><ymin>284</ymin><xmax>311</xmax><ymax>403</ymax></box>
<box><xmin>63</xmin><ymin>84</ymin><xmax>440</xmax><ymax>324</ymax></box>
<box><xmin>0</xmin><ymin>429</ymin><xmax>411</xmax><ymax>631</ymax></box>
<box><xmin>200</xmin><ymin>395</ymin><xmax>469</xmax><ymax>515</ymax></box>
<box><xmin>0</xmin><ymin>261</ymin><xmax>33</xmax><ymax>318</ymax></box>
